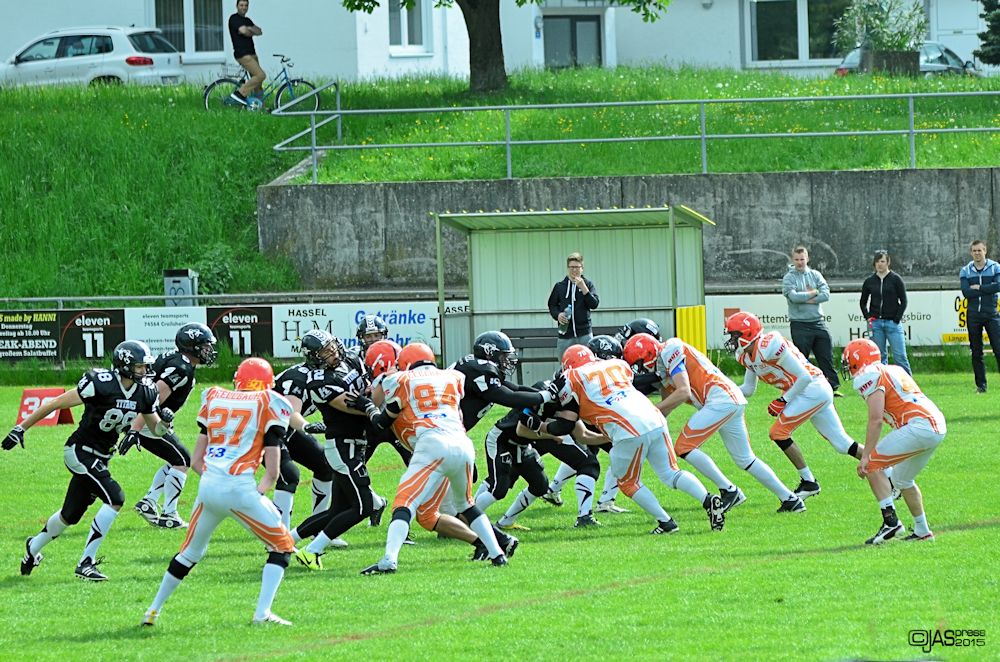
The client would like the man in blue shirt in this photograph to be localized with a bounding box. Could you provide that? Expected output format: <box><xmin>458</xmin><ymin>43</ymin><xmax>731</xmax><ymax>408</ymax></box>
<box><xmin>959</xmin><ymin>239</ymin><xmax>1000</xmax><ymax>393</ymax></box>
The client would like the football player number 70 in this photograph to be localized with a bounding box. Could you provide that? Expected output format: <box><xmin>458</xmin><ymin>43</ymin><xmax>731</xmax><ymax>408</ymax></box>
<box><xmin>584</xmin><ymin>364</ymin><xmax>630</xmax><ymax>396</ymax></box>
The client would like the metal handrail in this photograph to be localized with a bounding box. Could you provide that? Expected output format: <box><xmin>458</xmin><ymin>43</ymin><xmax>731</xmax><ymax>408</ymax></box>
<box><xmin>271</xmin><ymin>89</ymin><xmax>1000</xmax><ymax>181</ymax></box>
<box><xmin>271</xmin><ymin>79</ymin><xmax>343</xmax><ymax>183</ymax></box>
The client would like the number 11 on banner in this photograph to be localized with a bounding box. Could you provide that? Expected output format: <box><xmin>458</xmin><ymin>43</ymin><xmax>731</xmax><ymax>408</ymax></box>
<box><xmin>229</xmin><ymin>329</ymin><xmax>252</xmax><ymax>355</ymax></box>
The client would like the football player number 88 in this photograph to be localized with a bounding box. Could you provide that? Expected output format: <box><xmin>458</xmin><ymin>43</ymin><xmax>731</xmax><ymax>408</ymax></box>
<box><xmin>98</xmin><ymin>408</ymin><xmax>139</xmax><ymax>433</ymax></box>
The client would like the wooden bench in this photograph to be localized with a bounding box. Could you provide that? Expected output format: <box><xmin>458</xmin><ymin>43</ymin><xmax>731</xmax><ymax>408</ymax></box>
<box><xmin>501</xmin><ymin>325</ymin><xmax>621</xmax><ymax>383</ymax></box>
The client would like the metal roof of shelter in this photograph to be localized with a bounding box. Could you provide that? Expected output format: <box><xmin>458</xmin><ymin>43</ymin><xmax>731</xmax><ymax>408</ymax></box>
<box><xmin>436</xmin><ymin>205</ymin><xmax>714</xmax><ymax>232</ymax></box>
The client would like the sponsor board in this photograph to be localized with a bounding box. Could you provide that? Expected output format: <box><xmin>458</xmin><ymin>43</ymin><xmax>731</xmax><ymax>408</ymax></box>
<box><xmin>0</xmin><ymin>310</ymin><xmax>59</xmax><ymax>361</ymax></box>
<box><xmin>207</xmin><ymin>306</ymin><xmax>273</xmax><ymax>357</ymax></box>
<box><xmin>58</xmin><ymin>309</ymin><xmax>126</xmax><ymax>361</ymax></box>
<box><xmin>123</xmin><ymin>307</ymin><xmax>208</xmax><ymax>356</ymax></box>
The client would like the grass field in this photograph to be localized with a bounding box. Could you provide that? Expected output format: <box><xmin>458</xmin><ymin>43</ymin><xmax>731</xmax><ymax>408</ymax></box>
<box><xmin>0</xmin><ymin>374</ymin><xmax>994</xmax><ymax>661</ymax></box>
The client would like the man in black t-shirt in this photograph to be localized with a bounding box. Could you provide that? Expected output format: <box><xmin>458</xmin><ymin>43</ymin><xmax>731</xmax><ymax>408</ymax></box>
<box><xmin>227</xmin><ymin>0</ymin><xmax>265</xmax><ymax>106</ymax></box>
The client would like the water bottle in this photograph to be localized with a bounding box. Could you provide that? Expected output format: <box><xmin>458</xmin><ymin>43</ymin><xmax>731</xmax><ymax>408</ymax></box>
<box><xmin>559</xmin><ymin>303</ymin><xmax>573</xmax><ymax>334</ymax></box>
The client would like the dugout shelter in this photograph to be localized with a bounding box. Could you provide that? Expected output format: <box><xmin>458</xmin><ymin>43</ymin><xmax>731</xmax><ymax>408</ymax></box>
<box><xmin>435</xmin><ymin>206</ymin><xmax>713</xmax><ymax>384</ymax></box>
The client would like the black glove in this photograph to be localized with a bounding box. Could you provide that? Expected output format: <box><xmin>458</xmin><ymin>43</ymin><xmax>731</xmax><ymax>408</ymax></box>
<box><xmin>118</xmin><ymin>429</ymin><xmax>142</xmax><ymax>456</ymax></box>
<box><xmin>539</xmin><ymin>381</ymin><xmax>561</xmax><ymax>404</ymax></box>
<box><xmin>304</xmin><ymin>421</ymin><xmax>326</xmax><ymax>434</ymax></box>
<box><xmin>158</xmin><ymin>407</ymin><xmax>175</xmax><ymax>425</ymax></box>
<box><xmin>3</xmin><ymin>425</ymin><xmax>25</xmax><ymax>451</ymax></box>
<box><xmin>518</xmin><ymin>408</ymin><xmax>544</xmax><ymax>433</ymax></box>
<box><xmin>346</xmin><ymin>392</ymin><xmax>379</xmax><ymax>420</ymax></box>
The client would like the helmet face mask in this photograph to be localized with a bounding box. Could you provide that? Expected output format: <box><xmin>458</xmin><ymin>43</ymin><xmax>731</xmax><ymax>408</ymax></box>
<box><xmin>176</xmin><ymin>323</ymin><xmax>218</xmax><ymax>365</ymax></box>
<box><xmin>113</xmin><ymin>340</ymin><xmax>155</xmax><ymax>381</ymax></box>
<box><xmin>300</xmin><ymin>330</ymin><xmax>343</xmax><ymax>369</ymax></box>
<box><xmin>841</xmin><ymin>339</ymin><xmax>881</xmax><ymax>380</ymax></box>
<box><xmin>622</xmin><ymin>333</ymin><xmax>661</xmax><ymax>374</ymax></box>
<box><xmin>722</xmin><ymin>312</ymin><xmax>762</xmax><ymax>355</ymax></box>
<box><xmin>365</xmin><ymin>339</ymin><xmax>402</xmax><ymax>378</ymax></box>
<box><xmin>356</xmin><ymin>315</ymin><xmax>389</xmax><ymax>352</ymax></box>
<box><xmin>473</xmin><ymin>331</ymin><xmax>519</xmax><ymax>378</ymax></box>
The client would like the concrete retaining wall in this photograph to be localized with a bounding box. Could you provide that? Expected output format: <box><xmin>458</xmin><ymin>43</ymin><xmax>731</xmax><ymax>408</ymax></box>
<box><xmin>258</xmin><ymin>168</ymin><xmax>999</xmax><ymax>290</ymax></box>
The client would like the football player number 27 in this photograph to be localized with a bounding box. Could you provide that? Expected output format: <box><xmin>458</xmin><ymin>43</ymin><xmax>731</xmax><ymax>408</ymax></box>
<box><xmin>206</xmin><ymin>406</ymin><xmax>253</xmax><ymax>446</ymax></box>
<box><xmin>413</xmin><ymin>383</ymin><xmax>458</xmax><ymax>413</ymax></box>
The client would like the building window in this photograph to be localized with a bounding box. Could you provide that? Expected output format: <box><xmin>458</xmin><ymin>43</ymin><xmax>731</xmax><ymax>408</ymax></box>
<box><xmin>389</xmin><ymin>0</ymin><xmax>425</xmax><ymax>48</ymax></box>
<box><xmin>154</xmin><ymin>0</ymin><xmax>224</xmax><ymax>53</ymax></box>
<box><xmin>749</xmin><ymin>0</ymin><xmax>849</xmax><ymax>62</ymax></box>
<box><xmin>543</xmin><ymin>15</ymin><xmax>602</xmax><ymax>68</ymax></box>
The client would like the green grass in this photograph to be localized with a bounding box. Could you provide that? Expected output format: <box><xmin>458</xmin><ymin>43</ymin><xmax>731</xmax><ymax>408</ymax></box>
<box><xmin>0</xmin><ymin>374</ymin><xmax>995</xmax><ymax>660</ymax></box>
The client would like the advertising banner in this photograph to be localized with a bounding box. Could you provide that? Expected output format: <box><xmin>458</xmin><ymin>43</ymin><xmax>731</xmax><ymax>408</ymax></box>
<box><xmin>123</xmin><ymin>307</ymin><xmax>207</xmax><ymax>356</ymax></box>
<box><xmin>0</xmin><ymin>310</ymin><xmax>59</xmax><ymax>361</ymax></box>
<box><xmin>206</xmin><ymin>306</ymin><xmax>274</xmax><ymax>357</ymax></box>
<box><xmin>58</xmin><ymin>309</ymin><xmax>126</xmax><ymax>361</ymax></box>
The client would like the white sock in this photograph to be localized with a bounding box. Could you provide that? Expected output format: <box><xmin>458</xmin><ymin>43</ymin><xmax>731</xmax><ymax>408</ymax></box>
<box><xmin>499</xmin><ymin>489</ymin><xmax>536</xmax><ymax>525</ymax></box>
<box><xmin>671</xmin><ymin>470</ymin><xmax>710</xmax><ymax>503</ymax></box>
<box><xmin>912</xmin><ymin>513</ymin><xmax>930</xmax><ymax>536</ymax></box>
<box><xmin>548</xmin><ymin>463</ymin><xmax>576</xmax><ymax>494</ymax></box>
<box><xmin>311</xmin><ymin>479</ymin><xmax>332</xmax><ymax>514</ymax></box>
<box><xmin>598</xmin><ymin>467</ymin><xmax>619</xmax><ymax>503</ymax></box>
<box><xmin>682</xmin><ymin>449</ymin><xmax>735</xmax><ymax>491</ymax></box>
<box><xmin>81</xmin><ymin>504</ymin><xmax>118</xmax><ymax>564</ymax></box>
<box><xmin>149</xmin><ymin>561</ymin><xmax>187</xmax><ymax>611</ymax></box>
<box><xmin>467</xmin><ymin>514</ymin><xmax>503</xmax><ymax>558</ymax></box>
<box><xmin>161</xmin><ymin>468</ymin><xmax>187</xmax><ymax>516</ymax></box>
<box><xmin>878</xmin><ymin>496</ymin><xmax>895</xmax><ymax>510</ymax></box>
<box><xmin>272</xmin><ymin>490</ymin><xmax>294</xmax><ymax>530</ymax></box>
<box><xmin>290</xmin><ymin>528</ymin><xmax>302</xmax><ymax>544</ymax></box>
<box><xmin>306</xmin><ymin>532</ymin><xmax>331</xmax><ymax>554</ymax></box>
<box><xmin>384</xmin><ymin>519</ymin><xmax>410</xmax><ymax>565</ymax></box>
<box><xmin>628</xmin><ymin>486</ymin><xmax>670</xmax><ymax>522</ymax></box>
<box><xmin>145</xmin><ymin>465</ymin><xmax>170</xmax><ymax>504</ymax></box>
<box><xmin>475</xmin><ymin>490</ymin><xmax>498</xmax><ymax>512</ymax></box>
<box><xmin>575</xmin><ymin>475</ymin><xmax>597</xmax><ymax>517</ymax></box>
<box><xmin>798</xmin><ymin>466</ymin><xmax>816</xmax><ymax>482</ymax></box>
<box><xmin>745</xmin><ymin>458</ymin><xmax>794</xmax><ymax>501</ymax></box>
<box><xmin>254</xmin><ymin>562</ymin><xmax>285</xmax><ymax>620</ymax></box>
<box><xmin>31</xmin><ymin>512</ymin><xmax>68</xmax><ymax>555</ymax></box>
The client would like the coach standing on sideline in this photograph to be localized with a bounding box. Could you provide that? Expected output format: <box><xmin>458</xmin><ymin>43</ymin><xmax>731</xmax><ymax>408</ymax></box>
<box><xmin>960</xmin><ymin>239</ymin><xmax>1000</xmax><ymax>394</ymax></box>
<box><xmin>548</xmin><ymin>252</ymin><xmax>600</xmax><ymax>358</ymax></box>
<box><xmin>782</xmin><ymin>246</ymin><xmax>841</xmax><ymax>395</ymax></box>
<box><xmin>860</xmin><ymin>249</ymin><xmax>911</xmax><ymax>375</ymax></box>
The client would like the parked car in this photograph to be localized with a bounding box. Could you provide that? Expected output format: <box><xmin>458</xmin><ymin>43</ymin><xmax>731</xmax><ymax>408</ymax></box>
<box><xmin>834</xmin><ymin>41</ymin><xmax>982</xmax><ymax>77</ymax></box>
<box><xmin>0</xmin><ymin>26</ymin><xmax>185</xmax><ymax>87</ymax></box>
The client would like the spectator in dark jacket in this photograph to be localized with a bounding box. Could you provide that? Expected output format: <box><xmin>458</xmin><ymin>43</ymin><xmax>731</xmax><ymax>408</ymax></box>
<box><xmin>860</xmin><ymin>250</ymin><xmax>911</xmax><ymax>374</ymax></box>
<box><xmin>960</xmin><ymin>239</ymin><xmax>1000</xmax><ymax>393</ymax></box>
<box><xmin>547</xmin><ymin>252</ymin><xmax>600</xmax><ymax>358</ymax></box>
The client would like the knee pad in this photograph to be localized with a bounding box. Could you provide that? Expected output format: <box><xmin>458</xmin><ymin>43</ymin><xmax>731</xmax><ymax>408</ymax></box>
<box><xmin>579</xmin><ymin>457</ymin><xmax>600</xmax><ymax>480</ymax></box>
<box><xmin>390</xmin><ymin>506</ymin><xmax>413</xmax><ymax>524</ymax></box>
<box><xmin>616</xmin><ymin>476</ymin><xmax>640</xmax><ymax>498</ymax></box>
<box><xmin>166</xmin><ymin>433</ymin><xmax>192</xmax><ymax>467</ymax></box>
<box><xmin>276</xmin><ymin>463</ymin><xmax>301</xmax><ymax>493</ymax></box>
<box><xmin>459</xmin><ymin>505</ymin><xmax>484</xmax><ymax>523</ymax></box>
<box><xmin>774</xmin><ymin>438</ymin><xmax>795</xmax><ymax>451</ymax></box>
<box><xmin>266</xmin><ymin>551</ymin><xmax>291</xmax><ymax>569</ymax></box>
<box><xmin>108</xmin><ymin>483</ymin><xmax>126</xmax><ymax>508</ymax></box>
<box><xmin>168</xmin><ymin>555</ymin><xmax>195</xmax><ymax>580</ymax></box>
<box><xmin>847</xmin><ymin>442</ymin><xmax>861</xmax><ymax>458</ymax></box>
<box><xmin>675</xmin><ymin>436</ymin><xmax>697</xmax><ymax>457</ymax></box>
<box><xmin>59</xmin><ymin>505</ymin><xmax>87</xmax><ymax>526</ymax></box>
<box><xmin>416</xmin><ymin>508</ymin><xmax>440</xmax><ymax>532</ymax></box>
<box><xmin>312</xmin><ymin>466</ymin><xmax>334</xmax><ymax>483</ymax></box>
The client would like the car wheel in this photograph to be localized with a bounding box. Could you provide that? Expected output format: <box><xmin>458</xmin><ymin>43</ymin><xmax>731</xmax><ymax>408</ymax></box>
<box><xmin>91</xmin><ymin>76</ymin><xmax>123</xmax><ymax>86</ymax></box>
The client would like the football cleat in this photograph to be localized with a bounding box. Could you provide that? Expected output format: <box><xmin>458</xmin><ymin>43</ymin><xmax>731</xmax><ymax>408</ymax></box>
<box><xmin>154</xmin><ymin>513</ymin><xmax>188</xmax><ymax>529</ymax></box>
<box><xmin>471</xmin><ymin>540</ymin><xmax>490</xmax><ymax>561</ymax></box>
<box><xmin>369</xmin><ymin>497</ymin><xmax>386</xmax><ymax>527</ymax></box>
<box><xmin>595</xmin><ymin>500</ymin><xmax>629</xmax><ymax>514</ymax></box>
<box><xmin>540</xmin><ymin>491</ymin><xmax>564</xmax><ymax>507</ymax></box>
<box><xmin>497</xmin><ymin>521</ymin><xmax>531</xmax><ymax>532</ymax></box>
<box><xmin>329</xmin><ymin>537</ymin><xmax>349</xmax><ymax>548</ymax></box>
<box><xmin>294</xmin><ymin>549</ymin><xmax>324</xmax><ymax>571</ymax></box>
<box><xmin>252</xmin><ymin>611</ymin><xmax>292</xmax><ymax>626</ymax></box>
<box><xmin>360</xmin><ymin>558</ymin><xmax>397</xmax><ymax>576</ymax></box>
<box><xmin>719</xmin><ymin>487</ymin><xmax>747</xmax><ymax>513</ymax></box>
<box><xmin>141</xmin><ymin>609</ymin><xmax>159</xmax><ymax>627</ymax></box>
<box><xmin>793</xmin><ymin>479</ymin><xmax>821</xmax><ymax>499</ymax></box>
<box><xmin>135</xmin><ymin>499</ymin><xmax>159</xmax><ymax>525</ymax></box>
<box><xmin>650</xmin><ymin>519</ymin><xmax>679</xmax><ymax>535</ymax></box>
<box><xmin>865</xmin><ymin>521</ymin><xmax>905</xmax><ymax>545</ymax></box>
<box><xmin>490</xmin><ymin>554</ymin><xmax>508</xmax><ymax>567</ymax></box>
<box><xmin>20</xmin><ymin>537</ymin><xmax>43</xmax><ymax>576</ymax></box>
<box><xmin>902</xmin><ymin>532</ymin><xmax>935</xmax><ymax>542</ymax></box>
<box><xmin>704</xmin><ymin>494</ymin><xmax>726</xmax><ymax>531</ymax></box>
<box><xmin>574</xmin><ymin>513</ymin><xmax>602</xmax><ymax>528</ymax></box>
<box><xmin>75</xmin><ymin>556</ymin><xmax>108</xmax><ymax>582</ymax></box>
<box><xmin>402</xmin><ymin>532</ymin><xmax>417</xmax><ymax>545</ymax></box>
<box><xmin>776</xmin><ymin>496</ymin><xmax>806</xmax><ymax>513</ymax></box>
<box><xmin>503</xmin><ymin>535</ymin><xmax>520</xmax><ymax>558</ymax></box>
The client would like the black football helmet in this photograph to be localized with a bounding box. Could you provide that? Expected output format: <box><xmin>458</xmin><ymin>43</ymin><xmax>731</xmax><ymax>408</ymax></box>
<box><xmin>112</xmin><ymin>340</ymin><xmax>155</xmax><ymax>381</ymax></box>
<box><xmin>356</xmin><ymin>315</ymin><xmax>389</xmax><ymax>352</ymax></box>
<box><xmin>175</xmin><ymin>322</ymin><xmax>218</xmax><ymax>365</ymax></box>
<box><xmin>300</xmin><ymin>329</ymin><xmax>344</xmax><ymax>369</ymax></box>
<box><xmin>473</xmin><ymin>331</ymin><xmax>519</xmax><ymax>377</ymax></box>
<box><xmin>588</xmin><ymin>334</ymin><xmax>623</xmax><ymax>360</ymax></box>
<box><xmin>615</xmin><ymin>318</ymin><xmax>662</xmax><ymax>344</ymax></box>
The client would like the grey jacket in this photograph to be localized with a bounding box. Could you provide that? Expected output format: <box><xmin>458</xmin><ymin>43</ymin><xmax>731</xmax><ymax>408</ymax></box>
<box><xmin>782</xmin><ymin>265</ymin><xmax>830</xmax><ymax>322</ymax></box>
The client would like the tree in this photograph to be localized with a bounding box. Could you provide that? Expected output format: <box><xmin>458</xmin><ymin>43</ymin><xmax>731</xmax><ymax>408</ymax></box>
<box><xmin>342</xmin><ymin>0</ymin><xmax>671</xmax><ymax>93</ymax></box>
<box><xmin>975</xmin><ymin>0</ymin><xmax>1000</xmax><ymax>65</ymax></box>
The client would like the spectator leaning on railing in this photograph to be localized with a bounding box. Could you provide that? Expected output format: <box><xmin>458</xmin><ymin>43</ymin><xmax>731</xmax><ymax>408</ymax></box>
<box><xmin>860</xmin><ymin>249</ymin><xmax>911</xmax><ymax>375</ymax></box>
<box><xmin>959</xmin><ymin>239</ymin><xmax>1000</xmax><ymax>394</ymax></box>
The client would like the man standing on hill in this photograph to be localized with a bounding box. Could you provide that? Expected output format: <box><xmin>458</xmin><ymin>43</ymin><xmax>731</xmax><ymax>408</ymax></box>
<box><xmin>782</xmin><ymin>246</ymin><xmax>841</xmax><ymax>395</ymax></box>
<box><xmin>548</xmin><ymin>252</ymin><xmax>600</xmax><ymax>357</ymax></box>
<box><xmin>960</xmin><ymin>239</ymin><xmax>1000</xmax><ymax>393</ymax></box>
<box><xmin>227</xmin><ymin>0</ymin><xmax>264</xmax><ymax>107</ymax></box>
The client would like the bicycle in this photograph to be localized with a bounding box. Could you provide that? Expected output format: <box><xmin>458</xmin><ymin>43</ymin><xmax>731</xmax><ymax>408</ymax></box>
<box><xmin>203</xmin><ymin>54</ymin><xmax>319</xmax><ymax>112</ymax></box>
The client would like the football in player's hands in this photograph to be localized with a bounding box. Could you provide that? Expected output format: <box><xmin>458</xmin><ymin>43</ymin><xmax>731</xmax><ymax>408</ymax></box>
<box><xmin>118</xmin><ymin>429</ymin><xmax>142</xmax><ymax>456</ymax></box>
<box><xmin>767</xmin><ymin>397</ymin><xmax>787</xmax><ymax>417</ymax></box>
<box><xmin>304</xmin><ymin>421</ymin><xmax>326</xmax><ymax>434</ymax></box>
<box><xmin>3</xmin><ymin>425</ymin><xmax>25</xmax><ymax>451</ymax></box>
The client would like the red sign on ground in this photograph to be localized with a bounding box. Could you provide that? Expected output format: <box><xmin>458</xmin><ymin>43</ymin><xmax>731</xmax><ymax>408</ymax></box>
<box><xmin>16</xmin><ymin>388</ymin><xmax>74</xmax><ymax>427</ymax></box>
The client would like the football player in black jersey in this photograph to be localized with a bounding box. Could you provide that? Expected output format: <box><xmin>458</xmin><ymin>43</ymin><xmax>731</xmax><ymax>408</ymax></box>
<box><xmin>4</xmin><ymin>340</ymin><xmax>174</xmax><ymax>581</ymax></box>
<box><xmin>269</xmin><ymin>331</ymin><xmax>338</xmax><ymax>537</ymax></box>
<box><xmin>122</xmin><ymin>323</ymin><xmax>217</xmax><ymax>529</ymax></box>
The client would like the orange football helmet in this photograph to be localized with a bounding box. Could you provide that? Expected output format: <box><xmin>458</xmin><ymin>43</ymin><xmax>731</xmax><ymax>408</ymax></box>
<box><xmin>397</xmin><ymin>342</ymin><xmax>436</xmax><ymax>371</ymax></box>
<box><xmin>841</xmin><ymin>338</ymin><xmax>881</xmax><ymax>379</ymax></box>
<box><xmin>622</xmin><ymin>333</ymin><xmax>663</xmax><ymax>373</ymax></box>
<box><xmin>723</xmin><ymin>311</ymin><xmax>763</xmax><ymax>353</ymax></box>
<box><xmin>233</xmin><ymin>357</ymin><xmax>275</xmax><ymax>391</ymax></box>
<box><xmin>561</xmin><ymin>345</ymin><xmax>596</xmax><ymax>371</ymax></box>
<box><xmin>365</xmin><ymin>339</ymin><xmax>403</xmax><ymax>378</ymax></box>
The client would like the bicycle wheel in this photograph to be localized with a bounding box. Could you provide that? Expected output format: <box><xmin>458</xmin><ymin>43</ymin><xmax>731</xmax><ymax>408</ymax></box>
<box><xmin>274</xmin><ymin>79</ymin><xmax>319</xmax><ymax>112</ymax></box>
<box><xmin>203</xmin><ymin>78</ymin><xmax>241</xmax><ymax>111</ymax></box>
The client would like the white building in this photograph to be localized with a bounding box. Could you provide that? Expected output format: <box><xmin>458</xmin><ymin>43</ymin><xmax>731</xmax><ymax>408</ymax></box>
<box><xmin>0</xmin><ymin>0</ymin><xmax>991</xmax><ymax>83</ymax></box>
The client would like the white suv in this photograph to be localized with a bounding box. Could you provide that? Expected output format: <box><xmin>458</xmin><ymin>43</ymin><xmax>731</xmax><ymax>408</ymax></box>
<box><xmin>0</xmin><ymin>26</ymin><xmax>185</xmax><ymax>87</ymax></box>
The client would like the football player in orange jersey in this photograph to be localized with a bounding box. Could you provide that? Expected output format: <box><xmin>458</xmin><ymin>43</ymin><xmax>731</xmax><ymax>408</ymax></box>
<box><xmin>842</xmin><ymin>339</ymin><xmax>946</xmax><ymax>545</ymax></box>
<box><xmin>142</xmin><ymin>358</ymin><xmax>296</xmax><ymax>627</ymax></box>
<box><xmin>725</xmin><ymin>311</ymin><xmax>862</xmax><ymax>500</ymax></box>
<box><xmin>625</xmin><ymin>333</ymin><xmax>804</xmax><ymax>514</ymax></box>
